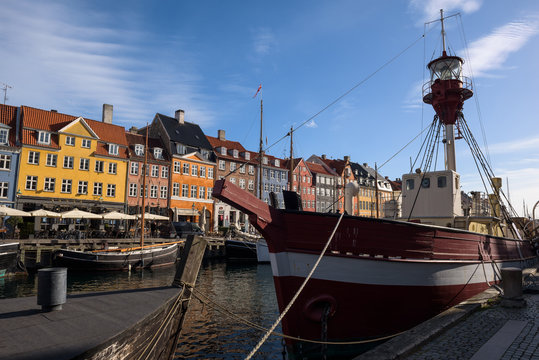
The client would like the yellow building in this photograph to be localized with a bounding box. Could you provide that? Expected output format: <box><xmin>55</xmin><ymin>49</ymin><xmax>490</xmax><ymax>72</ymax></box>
<box><xmin>16</xmin><ymin>106</ymin><xmax>128</xmax><ymax>212</ymax></box>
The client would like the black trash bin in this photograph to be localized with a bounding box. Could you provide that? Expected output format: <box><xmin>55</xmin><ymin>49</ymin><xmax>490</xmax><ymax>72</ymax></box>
<box><xmin>37</xmin><ymin>267</ymin><xmax>67</xmax><ymax>311</ymax></box>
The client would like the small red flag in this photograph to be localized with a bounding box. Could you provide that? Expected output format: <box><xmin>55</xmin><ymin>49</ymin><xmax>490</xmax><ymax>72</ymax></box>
<box><xmin>252</xmin><ymin>84</ymin><xmax>262</xmax><ymax>98</ymax></box>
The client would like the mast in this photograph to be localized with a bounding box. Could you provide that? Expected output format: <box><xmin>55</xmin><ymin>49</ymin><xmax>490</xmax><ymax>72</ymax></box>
<box><xmin>289</xmin><ymin>127</ymin><xmax>294</xmax><ymax>191</ymax></box>
<box><xmin>140</xmin><ymin>124</ymin><xmax>148</xmax><ymax>248</ymax></box>
<box><xmin>440</xmin><ymin>9</ymin><xmax>446</xmax><ymax>53</ymax></box>
<box><xmin>259</xmin><ymin>99</ymin><xmax>263</xmax><ymax>200</ymax></box>
<box><xmin>375</xmin><ymin>163</ymin><xmax>380</xmax><ymax>219</ymax></box>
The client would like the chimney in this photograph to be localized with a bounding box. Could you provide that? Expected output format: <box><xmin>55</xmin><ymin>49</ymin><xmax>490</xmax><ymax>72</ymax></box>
<box><xmin>50</xmin><ymin>109</ymin><xmax>57</xmax><ymax>113</ymax></box>
<box><xmin>344</xmin><ymin>155</ymin><xmax>350</xmax><ymax>163</ymax></box>
<box><xmin>321</xmin><ymin>154</ymin><xmax>326</xmax><ymax>160</ymax></box>
<box><xmin>175</xmin><ymin>109</ymin><xmax>185</xmax><ymax>124</ymax></box>
<box><xmin>363</xmin><ymin>163</ymin><xmax>368</xmax><ymax>167</ymax></box>
<box><xmin>102</xmin><ymin>104</ymin><xmax>113</xmax><ymax>124</ymax></box>
<box><xmin>218</xmin><ymin>129</ymin><xmax>225</xmax><ymax>141</ymax></box>
<box><xmin>129</xmin><ymin>126</ymin><xmax>138</xmax><ymax>134</ymax></box>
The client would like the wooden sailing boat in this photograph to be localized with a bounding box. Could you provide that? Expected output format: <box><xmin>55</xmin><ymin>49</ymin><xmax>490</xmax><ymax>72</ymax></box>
<box><xmin>54</xmin><ymin>127</ymin><xmax>182</xmax><ymax>271</ymax></box>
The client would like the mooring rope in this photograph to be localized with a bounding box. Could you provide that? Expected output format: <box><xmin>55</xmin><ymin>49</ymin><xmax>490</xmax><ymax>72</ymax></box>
<box><xmin>244</xmin><ymin>211</ymin><xmax>345</xmax><ymax>359</ymax></box>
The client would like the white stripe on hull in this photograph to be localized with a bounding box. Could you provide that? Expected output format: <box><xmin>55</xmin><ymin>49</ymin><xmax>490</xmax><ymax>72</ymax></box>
<box><xmin>269</xmin><ymin>252</ymin><xmax>525</xmax><ymax>287</ymax></box>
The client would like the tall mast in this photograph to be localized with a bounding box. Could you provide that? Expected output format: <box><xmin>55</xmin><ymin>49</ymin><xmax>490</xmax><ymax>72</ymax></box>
<box><xmin>375</xmin><ymin>163</ymin><xmax>380</xmax><ymax>219</ymax></box>
<box><xmin>140</xmin><ymin>125</ymin><xmax>148</xmax><ymax>248</ymax></box>
<box><xmin>259</xmin><ymin>99</ymin><xmax>263</xmax><ymax>200</ymax></box>
<box><xmin>440</xmin><ymin>9</ymin><xmax>446</xmax><ymax>53</ymax></box>
<box><xmin>289</xmin><ymin>127</ymin><xmax>294</xmax><ymax>191</ymax></box>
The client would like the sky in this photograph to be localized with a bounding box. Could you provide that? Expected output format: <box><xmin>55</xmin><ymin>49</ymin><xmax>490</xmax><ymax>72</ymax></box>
<box><xmin>1</xmin><ymin>0</ymin><xmax>538</xmax><ymax>216</ymax></box>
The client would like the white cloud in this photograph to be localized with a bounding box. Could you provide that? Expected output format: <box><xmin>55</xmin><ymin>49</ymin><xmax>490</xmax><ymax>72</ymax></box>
<box><xmin>486</xmin><ymin>136</ymin><xmax>539</xmax><ymax>155</ymax></box>
<box><xmin>251</xmin><ymin>27</ymin><xmax>277</xmax><ymax>57</ymax></box>
<box><xmin>0</xmin><ymin>0</ymin><xmax>215</xmax><ymax>128</ymax></box>
<box><xmin>409</xmin><ymin>0</ymin><xmax>482</xmax><ymax>23</ymax></box>
<box><xmin>306</xmin><ymin>120</ymin><xmax>318</xmax><ymax>128</ymax></box>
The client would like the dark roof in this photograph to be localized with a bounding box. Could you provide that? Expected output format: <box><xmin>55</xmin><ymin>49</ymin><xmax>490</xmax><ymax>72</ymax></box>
<box><xmin>156</xmin><ymin>113</ymin><xmax>212</xmax><ymax>152</ymax></box>
<box><xmin>305</xmin><ymin>161</ymin><xmax>338</xmax><ymax>176</ymax></box>
<box><xmin>125</xmin><ymin>132</ymin><xmax>170</xmax><ymax>164</ymax></box>
<box><xmin>349</xmin><ymin>161</ymin><xmax>371</xmax><ymax>179</ymax></box>
<box><xmin>0</xmin><ymin>104</ymin><xmax>18</xmax><ymax>147</ymax></box>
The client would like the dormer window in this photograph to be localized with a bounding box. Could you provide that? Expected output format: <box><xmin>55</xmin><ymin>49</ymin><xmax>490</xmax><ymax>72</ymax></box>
<box><xmin>135</xmin><ymin>144</ymin><xmax>144</xmax><ymax>156</ymax></box>
<box><xmin>176</xmin><ymin>144</ymin><xmax>186</xmax><ymax>154</ymax></box>
<box><xmin>274</xmin><ymin>159</ymin><xmax>280</xmax><ymax>167</ymax></box>
<box><xmin>244</xmin><ymin>152</ymin><xmax>250</xmax><ymax>160</ymax></box>
<box><xmin>37</xmin><ymin>131</ymin><xmax>50</xmax><ymax>145</ymax></box>
<box><xmin>201</xmin><ymin>149</ymin><xmax>209</xmax><ymax>159</ymax></box>
<box><xmin>233</xmin><ymin>149</ymin><xmax>239</xmax><ymax>158</ymax></box>
<box><xmin>108</xmin><ymin>144</ymin><xmax>119</xmax><ymax>156</ymax></box>
<box><xmin>220</xmin><ymin>147</ymin><xmax>227</xmax><ymax>156</ymax></box>
<box><xmin>262</xmin><ymin>157</ymin><xmax>268</xmax><ymax>165</ymax></box>
<box><xmin>153</xmin><ymin>147</ymin><xmax>163</xmax><ymax>159</ymax></box>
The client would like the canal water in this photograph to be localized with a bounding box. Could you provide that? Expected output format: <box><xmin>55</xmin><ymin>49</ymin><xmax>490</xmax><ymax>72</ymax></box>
<box><xmin>0</xmin><ymin>260</ymin><xmax>286</xmax><ymax>359</ymax></box>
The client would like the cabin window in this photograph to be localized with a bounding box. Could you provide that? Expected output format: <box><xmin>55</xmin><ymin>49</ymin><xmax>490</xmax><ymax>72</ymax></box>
<box><xmin>406</xmin><ymin>179</ymin><xmax>414</xmax><ymax>190</ymax></box>
<box><xmin>437</xmin><ymin>176</ymin><xmax>447</xmax><ymax>188</ymax></box>
<box><xmin>421</xmin><ymin>178</ymin><xmax>430</xmax><ymax>188</ymax></box>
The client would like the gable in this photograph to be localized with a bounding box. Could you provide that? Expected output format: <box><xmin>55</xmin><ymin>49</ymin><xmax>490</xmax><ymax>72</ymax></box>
<box><xmin>58</xmin><ymin>117</ymin><xmax>99</xmax><ymax>139</ymax></box>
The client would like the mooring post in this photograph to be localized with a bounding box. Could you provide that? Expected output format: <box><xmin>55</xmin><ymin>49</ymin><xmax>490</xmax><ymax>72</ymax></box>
<box><xmin>37</xmin><ymin>267</ymin><xmax>67</xmax><ymax>311</ymax></box>
<box><xmin>501</xmin><ymin>267</ymin><xmax>525</xmax><ymax>308</ymax></box>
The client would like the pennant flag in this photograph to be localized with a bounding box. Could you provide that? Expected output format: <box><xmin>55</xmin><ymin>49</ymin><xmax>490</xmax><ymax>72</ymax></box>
<box><xmin>252</xmin><ymin>84</ymin><xmax>262</xmax><ymax>98</ymax></box>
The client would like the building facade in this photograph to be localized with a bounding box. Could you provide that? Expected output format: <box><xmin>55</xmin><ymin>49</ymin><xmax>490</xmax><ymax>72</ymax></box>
<box><xmin>258</xmin><ymin>152</ymin><xmax>288</xmax><ymax>209</ymax></box>
<box><xmin>0</xmin><ymin>104</ymin><xmax>21</xmax><ymax>208</ymax></box>
<box><xmin>285</xmin><ymin>158</ymin><xmax>316</xmax><ymax>211</ymax></box>
<box><xmin>306</xmin><ymin>160</ymin><xmax>338</xmax><ymax>212</ymax></box>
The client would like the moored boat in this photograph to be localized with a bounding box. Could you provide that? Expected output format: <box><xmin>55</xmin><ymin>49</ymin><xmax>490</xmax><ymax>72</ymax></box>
<box><xmin>213</xmin><ymin>10</ymin><xmax>539</xmax><ymax>359</ymax></box>
<box><xmin>0</xmin><ymin>242</ymin><xmax>20</xmax><ymax>277</ymax></box>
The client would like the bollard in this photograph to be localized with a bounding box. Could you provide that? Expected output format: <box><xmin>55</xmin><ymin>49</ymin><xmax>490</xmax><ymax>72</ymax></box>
<box><xmin>500</xmin><ymin>267</ymin><xmax>525</xmax><ymax>308</ymax></box>
<box><xmin>37</xmin><ymin>267</ymin><xmax>67</xmax><ymax>312</ymax></box>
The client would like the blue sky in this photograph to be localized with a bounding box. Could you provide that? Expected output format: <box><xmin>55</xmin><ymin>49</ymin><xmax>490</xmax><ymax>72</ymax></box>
<box><xmin>1</xmin><ymin>0</ymin><xmax>538</xmax><ymax>216</ymax></box>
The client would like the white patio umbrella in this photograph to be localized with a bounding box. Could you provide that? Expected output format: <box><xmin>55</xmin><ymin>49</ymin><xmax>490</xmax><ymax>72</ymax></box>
<box><xmin>29</xmin><ymin>209</ymin><xmax>62</xmax><ymax>218</ymax></box>
<box><xmin>137</xmin><ymin>213</ymin><xmax>169</xmax><ymax>221</ymax></box>
<box><xmin>102</xmin><ymin>211</ymin><xmax>136</xmax><ymax>220</ymax></box>
<box><xmin>60</xmin><ymin>208</ymin><xmax>102</xmax><ymax>219</ymax></box>
<box><xmin>0</xmin><ymin>205</ymin><xmax>31</xmax><ymax>217</ymax></box>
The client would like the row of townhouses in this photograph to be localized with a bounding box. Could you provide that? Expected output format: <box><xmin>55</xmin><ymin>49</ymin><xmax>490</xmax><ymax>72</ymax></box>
<box><xmin>0</xmin><ymin>103</ymin><xmax>402</xmax><ymax>234</ymax></box>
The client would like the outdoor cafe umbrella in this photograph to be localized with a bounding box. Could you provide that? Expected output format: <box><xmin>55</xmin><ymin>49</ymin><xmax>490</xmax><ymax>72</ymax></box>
<box><xmin>136</xmin><ymin>213</ymin><xmax>169</xmax><ymax>221</ymax></box>
<box><xmin>29</xmin><ymin>209</ymin><xmax>62</xmax><ymax>218</ymax></box>
<box><xmin>102</xmin><ymin>211</ymin><xmax>136</xmax><ymax>220</ymax></box>
<box><xmin>60</xmin><ymin>208</ymin><xmax>102</xmax><ymax>219</ymax></box>
<box><xmin>0</xmin><ymin>205</ymin><xmax>31</xmax><ymax>217</ymax></box>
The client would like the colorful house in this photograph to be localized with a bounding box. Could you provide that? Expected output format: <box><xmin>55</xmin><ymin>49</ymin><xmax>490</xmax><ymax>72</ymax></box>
<box><xmin>16</xmin><ymin>105</ymin><xmax>128</xmax><ymax>212</ymax></box>
<box><xmin>284</xmin><ymin>158</ymin><xmax>316</xmax><ymax>211</ymax></box>
<box><xmin>125</xmin><ymin>130</ymin><xmax>170</xmax><ymax>216</ymax></box>
<box><xmin>256</xmin><ymin>152</ymin><xmax>288</xmax><ymax>209</ymax></box>
<box><xmin>0</xmin><ymin>104</ymin><xmax>21</xmax><ymax>208</ymax></box>
<box><xmin>305</xmin><ymin>159</ymin><xmax>338</xmax><ymax>212</ymax></box>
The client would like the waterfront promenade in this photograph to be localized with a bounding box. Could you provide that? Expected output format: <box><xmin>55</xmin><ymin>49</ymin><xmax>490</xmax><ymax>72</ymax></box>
<box><xmin>357</xmin><ymin>267</ymin><xmax>539</xmax><ymax>360</ymax></box>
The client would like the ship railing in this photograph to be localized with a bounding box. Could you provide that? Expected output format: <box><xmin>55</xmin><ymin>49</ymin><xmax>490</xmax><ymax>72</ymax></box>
<box><xmin>422</xmin><ymin>75</ymin><xmax>473</xmax><ymax>99</ymax></box>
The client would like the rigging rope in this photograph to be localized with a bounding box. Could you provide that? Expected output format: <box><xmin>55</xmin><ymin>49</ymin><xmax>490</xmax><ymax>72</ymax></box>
<box><xmin>244</xmin><ymin>211</ymin><xmax>345</xmax><ymax>360</ymax></box>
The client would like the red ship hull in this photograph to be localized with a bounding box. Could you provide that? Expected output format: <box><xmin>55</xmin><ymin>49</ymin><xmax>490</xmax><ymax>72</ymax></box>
<box><xmin>212</xmin><ymin>179</ymin><xmax>537</xmax><ymax>357</ymax></box>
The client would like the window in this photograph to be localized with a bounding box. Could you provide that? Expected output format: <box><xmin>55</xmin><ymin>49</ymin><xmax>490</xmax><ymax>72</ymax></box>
<box><xmin>239</xmin><ymin>164</ymin><xmax>245</xmax><ymax>174</ymax></box>
<box><xmin>130</xmin><ymin>162</ymin><xmax>139</xmax><ymax>175</ymax></box>
<box><xmin>230</xmin><ymin>162</ymin><xmax>236</xmax><ymax>172</ymax></box>
<box><xmin>46</xmin><ymin>154</ymin><xmax>57</xmax><ymax>167</ymax></box>
<box><xmin>161</xmin><ymin>166</ymin><xmax>168</xmax><ymax>178</ymax></box>
<box><xmin>208</xmin><ymin>167</ymin><xmax>214</xmax><ymax>179</ymax></box>
<box><xmin>248</xmin><ymin>180</ymin><xmax>254</xmax><ymax>191</ymax></box>
<box><xmin>190</xmin><ymin>185</ymin><xmax>197</xmax><ymax>198</ymax></box>
<box><xmin>78</xmin><ymin>181</ymin><xmax>88</xmax><ymax>194</ymax></box>
<box><xmin>437</xmin><ymin>176</ymin><xmax>447</xmax><ymax>188</ymax></box>
<box><xmin>0</xmin><ymin>154</ymin><xmax>11</xmax><ymax>170</ymax></box>
<box><xmin>81</xmin><ymin>139</ymin><xmax>91</xmax><ymax>148</ymax></box>
<box><xmin>264</xmin><ymin>169</ymin><xmax>268</xmax><ymax>178</ymax></box>
<box><xmin>239</xmin><ymin>179</ymin><xmax>246</xmax><ymax>189</ymax></box>
<box><xmin>176</xmin><ymin>144</ymin><xmax>186</xmax><ymax>154</ymax></box>
<box><xmin>63</xmin><ymin>156</ymin><xmax>74</xmax><ymax>169</ymax></box>
<box><xmin>281</xmin><ymin>172</ymin><xmax>286</xmax><ymax>181</ymax></box>
<box><xmin>79</xmin><ymin>158</ymin><xmax>89</xmax><ymax>171</ymax></box>
<box><xmin>140</xmin><ymin>185</ymin><xmax>147</xmax><ymax>198</ymax></box>
<box><xmin>108</xmin><ymin>144</ymin><xmax>119</xmax><ymax>155</ymax></box>
<box><xmin>230</xmin><ymin>177</ymin><xmax>236</xmax><ymax>184</ymax></box>
<box><xmin>93</xmin><ymin>182</ymin><xmax>103</xmax><ymax>196</ymax></box>
<box><xmin>201</xmin><ymin>149</ymin><xmax>210</xmax><ymax>159</ymax></box>
<box><xmin>183</xmin><ymin>163</ymin><xmax>190</xmax><ymax>174</ymax></box>
<box><xmin>406</xmin><ymin>179</ymin><xmax>414</xmax><ymax>190</ymax></box>
<box><xmin>65</xmin><ymin>136</ymin><xmax>75</xmax><ymax>146</ymax></box>
<box><xmin>135</xmin><ymin>144</ymin><xmax>144</xmax><ymax>156</ymax></box>
<box><xmin>43</xmin><ymin>177</ymin><xmax>55</xmax><ymax>192</ymax></box>
<box><xmin>270</xmin><ymin>170</ymin><xmax>275</xmax><ymax>179</ymax></box>
<box><xmin>199</xmin><ymin>166</ymin><xmax>206</xmax><ymax>178</ymax></box>
<box><xmin>95</xmin><ymin>160</ymin><xmax>104</xmax><ymax>173</ymax></box>
<box><xmin>129</xmin><ymin>183</ymin><xmax>138</xmax><ymax>197</ymax></box>
<box><xmin>38</xmin><ymin>131</ymin><xmax>51</xmax><ymax>145</ymax></box>
<box><xmin>220</xmin><ymin>147</ymin><xmax>226</xmax><ymax>155</ymax></box>
<box><xmin>219</xmin><ymin>160</ymin><xmax>225</xmax><ymax>170</ymax></box>
<box><xmin>28</xmin><ymin>151</ymin><xmax>40</xmax><ymax>165</ymax></box>
<box><xmin>421</xmin><ymin>178</ymin><xmax>430</xmax><ymax>188</ymax></box>
<box><xmin>61</xmin><ymin>179</ymin><xmax>72</xmax><ymax>193</ymax></box>
<box><xmin>172</xmin><ymin>183</ymin><xmax>180</xmax><ymax>197</ymax></box>
<box><xmin>233</xmin><ymin>149</ymin><xmax>238</xmax><ymax>158</ymax></box>
<box><xmin>199</xmin><ymin>186</ymin><xmax>205</xmax><ymax>199</ymax></box>
<box><xmin>182</xmin><ymin>184</ymin><xmax>189</xmax><ymax>197</ymax></box>
<box><xmin>244</xmin><ymin>152</ymin><xmax>250</xmax><ymax>160</ymax></box>
<box><xmin>173</xmin><ymin>161</ymin><xmax>181</xmax><ymax>173</ymax></box>
<box><xmin>264</xmin><ymin>183</ymin><xmax>269</xmax><ymax>191</ymax></box>
<box><xmin>0</xmin><ymin>129</ymin><xmax>8</xmax><ymax>145</ymax></box>
<box><xmin>191</xmin><ymin>164</ymin><xmax>198</xmax><ymax>176</ymax></box>
<box><xmin>150</xmin><ymin>185</ymin><xmax>158</xmax><ymax>198</ymax></box>
<box><xmin>108</xmin><ymin>163</ymin><xmax>117</xmax><ymax>174</ymax></box>
<box><xmin>160</xmin><ymin>186</ymin><xmax>167</xmax><ymax>199</ymax></box>
<box><xmin>107</xmin><ymin>184</ymin><xmax>116</xmax><ymax>197</ymax></box>
<box><xmin>151</xmin><ymin>165</ymin><xmax>158</xmax><ymax>177</ymax></box>
<box><xmin>207</xmin><ymin>187</ymin><xmax>213</xmax><ymax>199</ymax></box>
<box><xmin>262</xmin><ymin>157</ymin><xmax>268</xmax><ymax>165</ymax></box>
<box><xmin>26</xmin><ymin>175</ymin><xmax>38</xmax><ymax>190</ymax></box>
<box><xmin>153</xmin><ymin>148</ymin><xmax>163</xmax><ymax>159</ymax></box>
<box><xmin>0</xmin><ymin>182</ymin><xmax>8</xmax><ymax>198</ymax></box>
<box><xmin>275</xmin><ymin>159</ymin><xmax>280</xmax><ymax>167</ymax></box>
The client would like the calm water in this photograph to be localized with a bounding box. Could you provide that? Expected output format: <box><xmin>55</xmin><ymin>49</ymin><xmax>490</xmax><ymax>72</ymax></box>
<box><xmin>0</xmin><ymin>261</ymin><xmax>286</xmax><ymax>359</ymax></box>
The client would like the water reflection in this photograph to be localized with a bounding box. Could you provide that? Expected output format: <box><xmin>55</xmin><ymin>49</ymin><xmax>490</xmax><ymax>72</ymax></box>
<box><xmin>0</xmin><ymin>261</ymin><xmax>285</xmax><ymax>359</ymax></box>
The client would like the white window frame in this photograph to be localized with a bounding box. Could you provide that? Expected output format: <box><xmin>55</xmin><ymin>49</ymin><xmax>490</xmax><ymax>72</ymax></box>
<box><xmin>199</xmin><ymin>186</ymin><xmax>205</xmax><ymax>199</ymax></box>
<box><xmin>181</xmin><ymin>184</ymin><xmax>189</xmax><ymax>197</ymax></box>
<box><xmin>46</xmin><ymin>153</ymin><xmax>57</xmax><ymax>167</ymax></box>
<box><xmin>95</xmin><ymin>160</ymin><xmax>104</xmax><ymax>173</ymax></box>
<box><xmin>28</xmin><ymin>151</ymin><xmax>40</xmax><ymax>165</ymax></box>
<box><xmin>248</xmin><ymin>165</ymin><xmax>254</xmax><ymax>175</ymax></box>
<box><xmin>135</xmin><ymin>144</ymin><xmax>144</xmax><ymax>156</ymax></box>
<box><xmin>106</xmin><ymin>184</ymin><xmax>116</xmax><ymax>197</ymax></box>
<box><xmin>130</xmin><ymin>162</ymin><xmax>139</xmax><ymax>175</ymax></box>
<box><xmin>93</xmin><ymin>182</ymin><xmax>103</xmax><ymax>196</ymax></box>
<box><xmin>172</xmin><ymin>183</ymin><xmax>180</xmax><ymax>197</ymax></box>
<box><xmin>0</xmin><ymin>154</ymin><xmax>11</xmax><ymax>170</ymax></box>
<box><xmin>182</xmin><ymin>163</ymin><xmax>189</xmax><ymax>175</ymax></box>
<box><xmin>161</xmin><ymin>166</ymin><xmax>168</xmax><ymax>178</ymax></box>
<box><xmin>108</xmin><ymin>144</ymin><xmax>119</xmax><ymax>156</ymax></box>
<box><xmin>79</xmin><ymin>158</ymin><xmax>89</xmax><ymax>171</ymax></box>
<box><xmin>61</xmin><ymin>179</ymin><xmax>72</xmax><ymax>193</ymax></box>
<box><xmin>65</xmin><ymin>136</ymin><xmax>75</xmax><ymax>146</ymax></box>
<box><xmin>81</xmin><ymin>139</ymin><xmax>91</xmax><ymax>148</ymax></box>
<box><xmin>0</xmin><ymin>182</ymin><xmax>8</xmax><ymax>198</ymax></box>
<box><xmin>129</xmin><ymin>183</ymin><xmax>138</xmax><ymax>197</ymax></box>
<box><xmin>191</xmin><ymin>164</ymin><xmax>198</xmax><ymax>177</ymax></box>
<box><xmin>150</xmin><ymin>185</ymin><xmax>158</xmax><ymax>198</ymax></box>
<box><xmin>160</xmin><ymin>186</ymin><xmax>167</xmax><ymax>199</ymax></box>
<box><xmin>151</xmin><ymin>165</ymin><xmax>158</xmax><ymax>177</ymax></box>
<box><xmin>78</xmin><ymin>181</ymin><xmax>88</xmax><ymax>195</ymax></box>
<box><xmin>63</xmin><ymin>156</ymin><xmax>74</xmax><ymax>169</ymax></box>
<box><xmin>173</xmin><ymin>161</ymin><xmax>181</xmax><ymax>173</ymax></box>
<box><xmin>37</xmin><ymin>131</ymin><xmax>51</xmax><ymax>145</ymax></box>
<box><xmin>190</xmin><ymin>185</ymin><xmax>197</xmax><ymax>198</ymax></box>
<box><xmin>0</xmin><ymin>129</ymin><xmax>9</xmax><ymax>145</ymax></box>
<box><xmin>199</xmin><ymin>166</ymin><xmax>206</xmax><ymax>178</ymax></box>
<box><xmin>208</xmin><ymin>167</ymin><xmax>214</xmax><ymax>179</ymax></box>
<box><xmin>26</xmin><ymin>175</ymin><xmax>38</xmax><ymax>190</ymax></box>
<box><xmin>108</xmin><ymin>162</ymin><xmax>117</xmax><ymax>175</ymax></box>
<box><xmin>153</xmin><ymin>148</ymin><xmax>163</xmax><ymax>159</ymax></box>
<box><xmin>219</xmin><ymin>160</ymin><xmax>225</xmax><ymax>170</ymax></box>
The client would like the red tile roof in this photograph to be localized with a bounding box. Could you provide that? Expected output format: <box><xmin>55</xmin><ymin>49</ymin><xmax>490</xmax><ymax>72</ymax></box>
<box><xmin>321</xmin><ymin>158</ymin><xmax>346</xmax><ymax>174</ymax></box>
<box><xmin>0</xmin><ymin>104</ymin><xmax>19</xmax><ymax>146</ymax></box>
<box><xmin>306</xmin><ymin>161</ymin><xmax>338</xmax><ymax>176</ymax></box>
<box><xmin>206</xmin><ymin>135</ymin><xmax>258</xmax><ymax>164</ymax></box>
<box><xmin>125</xmin><ymin>132</ymin><xmax>170</xmax><ymax>164</ymax></box>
